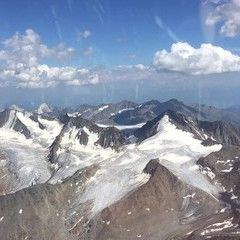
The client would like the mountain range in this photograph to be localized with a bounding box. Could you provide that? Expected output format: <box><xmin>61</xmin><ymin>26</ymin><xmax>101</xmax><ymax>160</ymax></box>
<box><xmin>0</xmin><ymin>99</ymin><xmax>240</xmax><ymax>239</ymax></box>
<box><xmin>36</xmin><ymin>99</ymin><xmax>240</xmax><ymax>127</ymax></box>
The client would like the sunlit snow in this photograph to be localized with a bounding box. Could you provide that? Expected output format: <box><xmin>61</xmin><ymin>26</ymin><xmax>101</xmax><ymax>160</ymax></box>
<box><xmin>79</xmin><ymin>116</ymin><xmax>222</xmax><ymax>216</ymax></box>
<box><xmin>0</xmin><ymin>110</ymin><xmax>62</xmax><ymax>192</ymax></box>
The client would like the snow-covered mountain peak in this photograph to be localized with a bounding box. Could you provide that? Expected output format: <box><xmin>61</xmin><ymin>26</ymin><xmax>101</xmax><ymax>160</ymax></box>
<box><xmin>0</xmin><ymin>106</ymin><xmax>63</xmax><ymax>145</ymax></box>
<box><xmin>37</xmin><ymin>103</ymin><xmax>52</xmax><ymax>115</ymax></box>
<box><xmin>134</xmin><ymin>110</ymin><xmax>199</xmax><ymax>142</ymax></box>
<box><xmin>134</xmin><ymin>110</ymin><xmax>240</xmax><ymax>149</ymax></box>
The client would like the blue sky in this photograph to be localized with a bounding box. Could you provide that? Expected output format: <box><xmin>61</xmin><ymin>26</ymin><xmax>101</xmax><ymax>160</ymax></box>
<box><xmin>1</xmin><ymin>0</ymin><xmax>238</xmax><ymax>66</ymax></box>
<box><xmin>0</xmin><ymin>0</ymin><xmax>196</xmax><ymax>66</ymax></box>
<box><xmin>0</xmin><ymin>0</ymin><xmax>240</xmax><ymax>107</ymax></box>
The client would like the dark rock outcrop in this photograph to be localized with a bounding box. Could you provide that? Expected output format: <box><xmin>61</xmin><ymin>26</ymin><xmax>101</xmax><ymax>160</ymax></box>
<box><xmin>96</xmin><ymin>127</ymin><xmax>126</xmax><ymax>150</ymax></box>
<box><xmin>0</xmin><ymin>109</ymin><xmax>31</xmax><ymax>138</ymax></box>
<box><xmin>77</xmin><ymin>129</ymin><xmax>89</xmax><ymax>146</ymax></box>
<box><xmin>12</xmin><ymin>118</ymin><xmax>31</xmax><ymax>138</ymax></box>
<box><xmin>199</xmin><ymin>121</ymin><xmax>240</xmax><ymax>146</ymax></box>
<box><xmin>29</xmin><ymin>114</ymin><xmax>45</xmax><ymax>130</ymax></box>
<box><xmin>0</xmin><ymin>109</ymin><xmax>10</xmax><ymax>127</ymax></box>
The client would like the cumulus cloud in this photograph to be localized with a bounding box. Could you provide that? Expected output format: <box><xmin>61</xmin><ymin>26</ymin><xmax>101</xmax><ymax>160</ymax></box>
<box><xmin>153</xmin><ymin>42</ymin><xmax>240</xmax><ymax>75</ymax></box>
<box><xmin>0</xmin><ymin>29</ymin><xmax>156</xmax><ymax>88</ymax></box>
<box><xmin>0</xmin><ymin>29</ymin><xmax>99</xmax><ymax>88</ymax></box>
<box><xmin>206</xmin><ymin>0</ymin><xmax>240</xmax><ymax>37</ymax></box>
<box><xmin>0</xmin><ymin>29</ymin><xmax>75</xmax><ymax>64</ymax></box>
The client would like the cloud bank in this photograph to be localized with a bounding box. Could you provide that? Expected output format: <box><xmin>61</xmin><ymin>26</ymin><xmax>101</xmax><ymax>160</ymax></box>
<box><xmin>153</xmin><ymin>42</ymin><xmax>240</xmax><ymax>74</ymax></box>
<box><xmin>0</xmin><ymin>29</ymin><xmax>158</xmax><ymax>88</ymax></box>
<box><xmin>0</xmin><ymin>29</ymin><xmax>99</xmax><ymax>88</ymax></box>
<box><xmin>1</xmin><ymin>29</ymin><xmax>240</xmax><ymax>88</ymax></box>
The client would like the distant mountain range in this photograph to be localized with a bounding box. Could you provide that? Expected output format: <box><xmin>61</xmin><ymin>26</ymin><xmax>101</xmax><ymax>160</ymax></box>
<box><xmin>33</xmin><ymin>99</ymin><xmax>240</xmax><ymax>128</ymax></box>
<box><xmin>0</xmin><ymin>99</ymin><xmax>240</xmax><ymax>239</ymax></box>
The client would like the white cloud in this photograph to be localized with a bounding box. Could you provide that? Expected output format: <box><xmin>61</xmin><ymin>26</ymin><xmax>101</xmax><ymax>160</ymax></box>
<box><xmin>0</xmin><ymin>29</ymin><xmax>155</xmax><ymax>88</ymax></box>
<box><xmin>78</xmin><ymin>30</ymin><xmax>91</xmax><ymax>40</ymax></box>
<box><xmin>3</xmin><ymin>30</ymin><xmax>239</xmax><ymax>89</ymax></box>
<box><xmin>0</xmin><ymin>29</ymin><xmax>99</xmax><ymax>88</ymax></box>
<box><xmin>153</xmin><ymin>42</ymin><xmax>240</xmax><ymax>75</ymax></box>
<box><xmin>206</xmin><ymin>0</ymin><xmax>240</xmax><ymax>37</ymax></box>
<box><xmin>0</xmin><ymin>29</ymin><xmax>75</xmax><ymax>66</ymax></box>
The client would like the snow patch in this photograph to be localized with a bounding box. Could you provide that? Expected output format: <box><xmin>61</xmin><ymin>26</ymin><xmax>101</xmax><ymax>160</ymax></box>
<box><xmin>97</xmin><ymin>123</ymin><xmax>145</xmax><ymax>130</ymax></box>
<box><xmin>200</xmin><ymin>218</ymin><xmax>234</xmax><ymax>235</ymax></box>
<box><xmin>117</xmin><ymin>107</ymin><xmax>135</xmax><ymax>114</ymax></box>
<box><xmin>221</xmin><ymin>167</ymin><xmax>233</xmax><ymax>173</ymax></box>
<box><xmin>16</xmin><ymin>112</ymin><xmax>62</xmax><ymax>146</ymax></box>
<box><xmin>98</xmin><ymin>105</ymin><xmax>109</xmax><ymax>112</ymax></box>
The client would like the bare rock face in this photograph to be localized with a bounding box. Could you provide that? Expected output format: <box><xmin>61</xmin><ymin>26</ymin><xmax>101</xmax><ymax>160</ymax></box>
<box><xmin>198</xmin><ymin>146</ymin><xmax>240</xmax><ymax>222</ymax></box>
<box><xmin>80</xmin><ymin>160</ymin><xmax>224</xmax><ymax>240</ymax></box>
<box><xmin>178</xmin><ymin>146</ymin><xmax>240</xmax><ymax>240</ymax></box>
<box><xmin>96</xmin><ymin>127</ymin><xmax>126</xmax><ymax>150</ymax></box>
<box><xmin>77</xmin><ymin>129</ymin><xmax>89</xmax><ymax>145</ymax></box>
<box><xmin>12</xmin><ymin>118</ymin><xmax>31</xmax><ymax>138</ymax></box>
<box><xmin>0</xmin><ymin>109</ymin><xmax>31</xmax><ymax>138</ymax></box>
<box><xmin>29</xmin><ymin>114</ymin><xmax>45</xmax><ymax>130</ymax></box>
<box><xmin>0</xmin><ymin>151</ymin><xmax>17</xmax><ymax>195</ymax></box>
<box><xmin>48</xmin><ymin>125</ymin><xmax>68</xmax><ymax>164</ymax></box>
<box><xmin>199</xmin><ymin>121</ymin><xmax>240</xmax><ymax>146</ymax></box>
<box><xmin>0</xmin><ymin>109</ymin><xmax>10</xmax><ymax>127</ymax></box>
<box><xmin>0</xmin><ymin>165</ymin><xmax>99</xmax><ymax>240</ymax></box>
